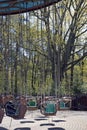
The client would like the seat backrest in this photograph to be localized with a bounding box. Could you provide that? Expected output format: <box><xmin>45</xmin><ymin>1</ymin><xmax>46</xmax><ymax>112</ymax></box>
<box><xmin>5</xmin><ymin>101</ymin><xmax>18</xmax><ymax>117</ymax></box>
<box><xmin>60</xmin><ymin>101</ymin><xmax>65</xmax><ymax>108</ymax></box>
<box><xmin>45</xmin><ymin>103</ymin><xmax>56</xmax><ymax>113</ymax></box>
<box><xmin>5</xmin><ymin>101</ymin><xmax>27</xmax><ymax>119</ymax></box>
<box><xmin>28</xmin><ymin>101</ymin><xmax>36</xmax><ymax>107</ymax></box>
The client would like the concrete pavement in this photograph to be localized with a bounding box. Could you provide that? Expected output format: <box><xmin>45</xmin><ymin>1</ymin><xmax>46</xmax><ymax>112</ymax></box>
<box><xmin>0</xmin><ymin>110</ymin><xmax>87</xmax><ymax>130</ymax></box>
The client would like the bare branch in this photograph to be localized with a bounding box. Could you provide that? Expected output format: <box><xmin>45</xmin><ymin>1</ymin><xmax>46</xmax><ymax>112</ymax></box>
<box><xmin>76</xmin><ymin>28</ymin><xmax>87</xmax><ymax>38</ymax></box>
<box><xmin>66</xmin><ymin>52</ymin><xmax>87</xmax><ymax>71</ymax></box>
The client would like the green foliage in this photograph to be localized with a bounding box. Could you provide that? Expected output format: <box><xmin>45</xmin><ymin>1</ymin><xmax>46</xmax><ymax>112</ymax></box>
<box><xmin>0</xmin><ymin>1</ymin><xmax>87</xmax><ymax>96</ymax></box>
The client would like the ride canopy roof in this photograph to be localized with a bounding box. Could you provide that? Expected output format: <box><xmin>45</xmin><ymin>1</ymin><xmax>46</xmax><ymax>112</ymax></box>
<box><xmin>0</xmin><ymin>0</ymin><xmax>62</xmax><ymax>16</ymax></box>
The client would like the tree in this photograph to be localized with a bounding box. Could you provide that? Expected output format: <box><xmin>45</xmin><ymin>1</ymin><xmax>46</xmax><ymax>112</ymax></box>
<box><xmin>33</xmin><ymin>0</ymin><xmax>87</xmax><ymax>95</ymax></box>
<box><xmin>0</xmin><ymin>0</ymin><xmax>87</xmax><ymax>96</ymax></box>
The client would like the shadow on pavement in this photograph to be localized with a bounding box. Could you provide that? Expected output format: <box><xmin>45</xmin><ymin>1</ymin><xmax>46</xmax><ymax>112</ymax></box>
<box><xmin>35</xmin><ymin>115</ymin><xmax>48</xmax><ymax>121</ymax></box>
<box><xmin>0</xmin><ymin>127</ymin><xmax>8</xmax><ymax>130</ymax></box>
<box><xmin>48</xmin><ymin>127</ymin><xmax>65</xmax><ymax>130</ymax></box>
<box><xmin>20</xmin><ymin>121</ymin><xmax>35</xmax><ymax>123</ymax></box>
<box><xmin>38</xmin><ymin>116</ymin><xmax>47</xmax><ymax>118</ymax></box>
<box><xmin>35</xmin><ymin>118</ymin><xmax>48</xmax><ymax>121</ymax></box>
<box><xmin>40</xmin><ymin>123</ymin><xmax>55</xmax><ymax>126</ymax></box>
<box><xmin>52</xmin><ymin>120</ymin><xmax>66</xmax><ymax>122</ymax></box>
<box><xmin>14</xmin><ymin>127</ymin><xmax>31</xmax><ymax>130</ymax></box>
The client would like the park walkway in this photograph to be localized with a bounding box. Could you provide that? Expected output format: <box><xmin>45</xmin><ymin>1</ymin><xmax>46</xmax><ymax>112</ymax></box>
<box><xmin>0</xmin><ymin>110</ymin><xmax>87</xmax><ymax>130</ymax></box>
